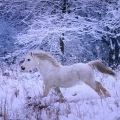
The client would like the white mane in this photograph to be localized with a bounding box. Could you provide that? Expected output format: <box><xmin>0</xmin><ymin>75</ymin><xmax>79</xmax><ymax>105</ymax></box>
<box><xmin>30</xmin><ymin>50</ymin><xmax>60</xmax><ymax>67</ymax></box>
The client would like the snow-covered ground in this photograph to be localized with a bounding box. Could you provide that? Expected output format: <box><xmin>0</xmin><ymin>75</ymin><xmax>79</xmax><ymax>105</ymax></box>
<box><xmin>0</xmin><ymin>68</ymin><xmax>120</xmax><ymax>120</ymax></box>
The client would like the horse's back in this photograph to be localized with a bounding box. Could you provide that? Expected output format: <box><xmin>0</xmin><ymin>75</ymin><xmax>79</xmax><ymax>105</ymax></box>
<box><xmin>71</xmin><ymin>63</ymin><xmax>93</xmax><ymax>73</ymax></box>
<box><xmin>78</xmin><ymin>63</ymin><xmax>94</xmax><ymax>78</ymax></box>
<box><xmin>55</xmin><ymin>63</ymin><xmax>94</xmax><ymax>88</ymax></box>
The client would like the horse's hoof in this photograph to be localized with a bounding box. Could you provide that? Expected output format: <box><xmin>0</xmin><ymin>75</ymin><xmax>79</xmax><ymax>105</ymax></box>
<box><xmin>105</xmin><ymin>92</ymin><xmax>111</xmax><ymax>97</ymax></box>
<box><xmin>100</xmin><ymin>95</ymin><xmax>105</xmax><ymax>99</ymax></box>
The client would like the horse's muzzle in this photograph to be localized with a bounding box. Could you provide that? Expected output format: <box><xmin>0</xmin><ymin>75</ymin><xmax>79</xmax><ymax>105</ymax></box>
<box><xmin>21</xmin><ymin>66</ymin><xmax>25</xmax><ymax>70</ymax></box>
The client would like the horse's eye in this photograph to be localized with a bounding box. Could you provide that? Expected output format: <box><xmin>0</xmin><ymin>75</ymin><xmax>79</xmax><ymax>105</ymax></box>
<box><xmin>27</xmin><ymin>59</ymin><xmax>30</xmax><ymax>61</ymax></box>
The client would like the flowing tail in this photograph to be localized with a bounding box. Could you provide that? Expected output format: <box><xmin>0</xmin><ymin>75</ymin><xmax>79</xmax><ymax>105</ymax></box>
<box><xmin>88</xmin><ymin>60</ymin><xmax>116</xmax><ymax>77</ymax></box>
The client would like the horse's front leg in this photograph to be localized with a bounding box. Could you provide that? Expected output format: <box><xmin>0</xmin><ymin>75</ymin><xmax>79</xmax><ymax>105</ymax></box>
<box><xmin>54</xmin><ymin>87</ymin><xmax>64</xmax><ymax>98</ymax></box>
<box><xmin>54</xmin><ymin>87</ymin><xmax>65</xmax><ymax>102</ymax></box>
<box><xmin>43</xmin><ymin>84</ymin><xmax>52</xmax><ymax>97</ymax></box>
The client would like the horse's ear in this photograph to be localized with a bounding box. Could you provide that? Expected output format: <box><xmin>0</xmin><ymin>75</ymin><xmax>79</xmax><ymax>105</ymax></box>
<box><xmin>30</xmin><ymin>52</ymin><xmax>32</xmax><ymax>56</ymax></box>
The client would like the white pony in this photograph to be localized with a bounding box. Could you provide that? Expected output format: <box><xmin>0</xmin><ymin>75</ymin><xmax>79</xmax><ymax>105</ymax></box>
<box><xmin>21</xmin><ymin>50</ymin><xmax>116</xmax><ymax>99</ymax></box>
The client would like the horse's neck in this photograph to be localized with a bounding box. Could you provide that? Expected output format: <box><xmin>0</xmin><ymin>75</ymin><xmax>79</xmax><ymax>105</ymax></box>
<box><xmin>38</xmin><ymin>61</ymin><xmax>56</xmax><ymax>77</ymax></box>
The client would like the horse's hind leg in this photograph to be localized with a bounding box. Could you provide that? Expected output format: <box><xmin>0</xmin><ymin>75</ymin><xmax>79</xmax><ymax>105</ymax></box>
<box><xmin>85</xmin><ymin>81</ymin><xmax>103</xmax><ymax>97</ymax></box>
<box><xmin>85</xmin><ymin>81</ymin><xmax>111</xmax><ymax>98</ymax></box>
<box><xmin>95</xmin><ymin>81</ymin><xmax>111</xmax><ymax>97</ymax></box>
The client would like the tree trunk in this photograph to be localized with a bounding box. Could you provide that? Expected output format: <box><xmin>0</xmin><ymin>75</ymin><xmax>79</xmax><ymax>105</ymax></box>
<box><xmin>59</xmin><ymin>0</ymin><xmax>67</xmax><ymax>64</ymax></box>
<box><xmin>60</xmin><ymin>33</ymin><xmax>64</xmax><ymax>54</ymax></box>
<box><xmin>62</xmin><ymin>0</ymin><xmax>67</xmax><ymax>13</ymax></box>
<box><xmin>101</xmin><ymin>36</ymin><xmax>119</xmax><ymax>69</ymax></box>
<box><xmin>109</xmin><ymin>38</ymin><xmax>119</xmax><ymax>69</ymax></box>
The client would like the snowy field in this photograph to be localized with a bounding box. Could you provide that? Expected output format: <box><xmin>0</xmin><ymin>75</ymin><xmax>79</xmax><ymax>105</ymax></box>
<box><xmin>0</xmin><ymin>0</ymin><xmax>119</xmax><ymax>120</ymax></box>
<box><xmin>0</xmin><ymin>67</ymin><xmax>120</xmax><ymax>120</ymax></box>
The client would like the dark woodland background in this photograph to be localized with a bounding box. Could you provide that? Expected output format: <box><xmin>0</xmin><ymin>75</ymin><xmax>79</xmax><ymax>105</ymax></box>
<box><xmin>0</xmin><ymin>0</ymin><xmax>120</xmax><ymax>69</ymax></box>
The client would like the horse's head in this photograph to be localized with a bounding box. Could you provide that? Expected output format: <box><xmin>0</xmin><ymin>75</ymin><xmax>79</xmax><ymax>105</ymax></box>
<box><xmin>21</xmin><ymin>50</ymin><xmax>60</xmax><ymax>72</ymax></box>
<box><xmin>21</xmin><ymin>52</ymin><xmax>37</xmax><ymax>72</ymax></box>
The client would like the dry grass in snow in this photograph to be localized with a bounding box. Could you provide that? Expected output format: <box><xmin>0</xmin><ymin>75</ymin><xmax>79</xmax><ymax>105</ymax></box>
<box><xmin>0</xmin><ymin>68</ymin><xmax>120</xmax><ymax>120</ymax></box>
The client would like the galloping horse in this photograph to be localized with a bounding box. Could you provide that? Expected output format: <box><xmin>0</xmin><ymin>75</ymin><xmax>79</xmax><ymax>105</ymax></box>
<box><xmin>21</xmin><ymin>50</ymin><xmax>116</xmax><ymax>99</ymax></box>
